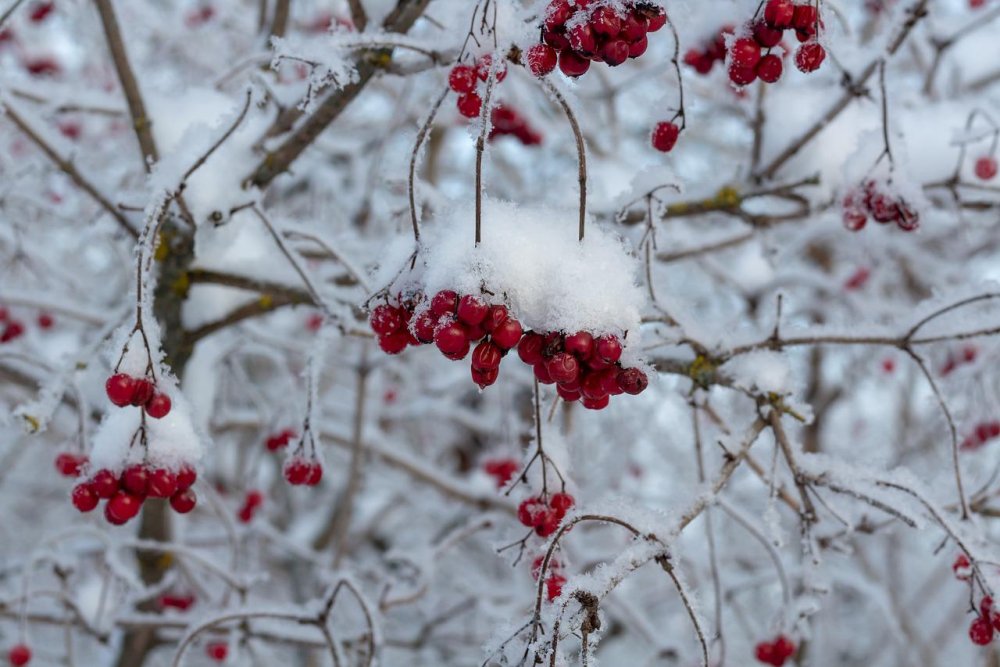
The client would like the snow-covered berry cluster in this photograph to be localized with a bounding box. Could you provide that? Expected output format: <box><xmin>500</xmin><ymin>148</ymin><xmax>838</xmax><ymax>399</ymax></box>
<box><xmin>71</xmin><ymin>463</ymin><xmax>197</xmax><ymax>525</ymax></box>
<box><xmin>841</xmin><ymin>180</ymin><xmax>919</xmax><ymax>232</ymax></box>
<box><xmin>483</xmin><ymin>457</ymin><xmax>520</xmax><ymax>488</ymax></box>
<box><xmin>531</xmin><ymin>0</ymin><xmax>666</xmax><ymax>79</ymax></box>
<box><xmin>728</xmin><ymin>0</ymin><xmax>826</xmax><ymax>86</ymax></box>
<box><xmin>282</xmin><ymin>456</ymin><xmax>323</xmax><ymax>486</ymax></box>
<box><xmin>969</xmin><ymin>596</ymin><xmax>1000</xmax><ymax>645</ymax></box>
<box><xmin>448</xmin><ymin>55</ymin><xmax>507</xmax><ymax>119</ymax></box>
<box><xmin>517</xmin><ymin>492</ymin><xmax>575</xmax><ymax>537</ymax></box>
<box><xmin>490</xmin><ymin>105</ymin><xmax>543</xmax><ymax>146</ymax></box>
<box><xmin>265</xmin><ymin>428</ymin><xmax>296</xmax><ymax>451</ymax></box>
<box><xmin>517</xmin><ymin>330</ymin><xmax>648</xmax><ymax>410</ymax></box>
<box><xmin>754</xmin><ymin>635</ymin><xmax>797</xmax><ymax>666</ymax></box>
<box><xmin>105</xmin><ymin>372</ymin><xmax>172</xmax><ymax>418</ymax></box>
<box><xmin>531</xmin><ymin>555</ymin><xmax>566</xmax><ymax>602</ymax></box>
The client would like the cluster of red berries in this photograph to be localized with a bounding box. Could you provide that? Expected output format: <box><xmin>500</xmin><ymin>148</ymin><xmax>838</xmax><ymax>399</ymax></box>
<box><xmin>371</xmin><ymin>290</ymin><xmax>525</xmax><ymax>389</ymax></box>
<box><xmin>961</xmin><ymin>421</ymin><xmax>1000</xmax><ymax>451</ymax></box>
<box><xmin>237</xmin><ymin>490</ymin><xmax>264</xmax><ymax>522</ymax></box>
<box><xmin>483</xmin><ymin>457</ymin><xmax>520</xmax><ymax>488</ymax></box>
<box><xmin>517</xmin><ymin>492</ymin><xmax>575</xmax><ymax>537</ymax></box>
<box><xmin>941</xmin><ymin>344</ymin><xmax>977</xmax><ymax>376</ymax></box>
<box><xmin>265</xmin><ymin>428</ymin><xmax>296</xmax><ymax>451</ymax></box>
<box><xmin>71</xmin><ymin>464</ymin><xmax>197</xmax><ymax>524</ymax></box>
<box><xmin>159</xmin><ymin>592</ymin><xmax>196</xmax><ymax>611</ymax></box>
<box><xmin>448</xmin><ymin>55</ymin><xmax>507</xmax><ymax>119</ymax></box>
<box><xmin>489</xmin><ymin>105</ymin><xmax>542</xmax><ymax>146</ymax></box>
<box><xmin>105</xmin><ymin>373</ymin><xmax>172</xmax><ymax>418</ymax></box>
<box><xmin>754</xmin><ymin>635</ymin><xmax>796</xmax><ymax>666</ymax></box>
<box><xmin>531</xmin><ymin>555</ymin><xmax>566</xmax><ymax>602</ymax></box>
<box><xmin>731</xmin><ymin>0</ymin><xmax>825</xmax><ymax>86</ymax></box>
<box><xmin>841</xmin><ymin>181</ymin><xmax>919</xmax><ymax>232</ymax></box>
<box><xmin>0</xmin><ymin>306</ymin><xmax>53</xmax><ymax>343</ymax></box>
<box><xmin>683</xmin><ymin>25</ymin><xmax>733</xmax><ymax>75</ymax></box>
<box><xmin>7</xmin><ymin>644</ymin><xmax>31</xmax><ymax>666</ymax></box>
<box><xmin>969</xmin><ymin>596</ymin><xmax>1000</xmax><ymax>645</ymax></box>
<box><xmin>283</xmin><ymin>457</ymin><xmax>323</xmax><ymax>486</ymax></box>
<box><xmin>975</xmin><ymin>156</ymin><xmax>998</xmax><ymax>181</ymax></box>
<box><xmin>518</xmin><ymin>330</ymin><xmax>648</xmax><ymax>409</ymax></box>
<box><xmin>528</xmin><ymin>0</ymin><xmax>666</xmax><ymax>79</ymax></box>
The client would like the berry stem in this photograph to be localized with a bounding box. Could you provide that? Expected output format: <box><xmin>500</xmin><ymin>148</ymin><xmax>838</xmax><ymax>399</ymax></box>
<box><xmin>408</xmin><ymin>86</ymin><xmax>450</xmax><ymax>245</ymax></box>
<box><xmin>541</xmin><ymin>78</ymin><xmax>588</xmax><ymax>241</ymax></box>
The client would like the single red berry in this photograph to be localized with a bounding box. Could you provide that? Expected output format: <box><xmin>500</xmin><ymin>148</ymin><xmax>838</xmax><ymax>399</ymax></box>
<box><xmin>564</xmin><ymin>331</ymin><xmax>594</xmax><ymax>359</ymax></box>
<box><xmin>772</xmin><ymin>635</ymin><xmax>796</xmax><ymax>661</ymax></box>
<box><xmin>595</xmin><ymin>335</ymin><xmax>622</xmax><ymax>363</ymax></box>
<box><xmin>795</xmin><ymin>42</ymin><xmax>825</xmax><ymax>73</ymax></box>
<box><xmin>755</xmin><ymin>53</ymin><xmax>783</xmax><ymax>83</ymax></box>
<box><xmin>651</xmin><ymin>121</ymin><xmax>680</xmax><ymax>152</ymax></box>
<box><xmin>557</xmin><ymin>385</ymin><xmax>581</xmax><ymax>401</ymax></box>
<box><xmin>130</xmin><ymin>379</ymin><xmax>155</xmax><ymax>407</ymax></box>
<box><xmin>616</xmin><ymin>368</ymin><xmax>648</xmax><ymax>395</ymax></box>
<box><xmin>457</xmin><ymin>295</ymin><xmax>489</xmax><ymax>326</ymax></box>
<box><xmin>792</xmin><ymin>4</ymin><xmax>819</xmax><ymax>31</ymax></box>
<box><xmin>448</xmin><ymin>65</ymin><xmax>477</xmax><ymax>93</ymax></box>
<box><xmin>378</xmin><ymin>330</ymin><xmax>410</xmax><ymax>355</ymax></box>
<box><xmin>105</xmin><ymin>373</ymin><xmax>136</xmax><ymax>407</ymax></box>
<box><xmin>590</xmin><ymin>6</ymin><xmax>621</xmax><ymax>37</ymax></box>
<box><xmin>492</xmin><ymin>318</ymin><xmax>523</xmax><ymax>350</ymax></box>
<box><xmin>517</xmin><ymin>333</ymin><xmax>545</xmax><ymax>364</ymax></box>
<box><xmin>729</xmin><ymin>64</ymin><xmax>757</xmax><ymax>86</ymax></box>
<box><xmin>627</xmin><ymin>36</ymin><xmax>648</xmax><ymax>58</ymax></box>
<box><xmin>546</xmin><ymin>353</ymin><xmax>580</xmax><ymax>385</ymax></box>
<box><xmin>0</xmin><ymin>320</ymin><xmax>25</xmax><ymax>343</ymax></box>
<box><xmin>534</xmin><ymin>361</ymin><xmax>555</xmax><ymax>384</ymax></box>
<box><xmin>601</xmin><ymin>39</ymin><xmax>630</xmax><ymax>66</ymax></box>
<box><xmin>92</xmin><ymin>469</ymin><xmax>119</xmax><ymax>498</ymax></box>
<box><xmin>558</xmin><ymin>49</ymin><xmax>591</xmax><ymax>77</ymax></box>
<box><xmin>764</xmin><ymin>0</ymin><xmax>795</xmax><ymax>28</ymax></box>
<box><xmin>471</xmin><ymin>366</ymin><xmax>500</xmax><ymax>389</ymax></box>
<box><xmin>543</xmin><ymin>29</ymin><xmax>570</xmax><ymax>50</ymax></box>
<box><xmin>730</xmin><ymin>38</ymin><xmax>761</xmax><ymax>69</ymax></box>
<box><xmin>176</xmin><ymin>464</ymin><xmax>197</xmax><ymax>491</ymax></box>
<box><xmin>568</xmin><ymin>23</ymin><xmax>597</xmax><ymax>54</ymax></box>
<box><xmin>475</xmin><ymin>54</ymin><xmax>507</xmax><ymax>82</ymax></box>
<box><xmin>29</xmin><ymin>1</ymin><xmax>53</xmax><ymax>22</ymax></box>
<box><xmin>517</xmin><ymin>497</ymin><xmax>545</xmax><ymax>527</ymax></box>
<box><xmin>305</xmin><ymin>462</ymin><xmax>323</xmax><ymax>486</ymax></box>
<box><xmin>482</xmin><ymin>305</ymin><xmax>508</xmax><ymax>332</ymax></box>
<box><xmin>527</xmin><ymin>44</ymin><xmax>558</xmax><ymax>76</ymax></box>
<box><xmin>755</xmin><ymin>641</ymin><xmax>776</xmax><ymax>665</ymax></box>
<box><xmin>471</xmin><ymin>340</ymin><xmax>503</xmax><ymax>371</ymax></box>
<box><xmin>581</xmin><ymin>394</ymin><xmax>610</xmax><ymax>410</ymax></box>
<box><xmin>37</xmin><ymin>312</ymin><xmax>54</xmax><ymax>329</ymax></box>
<box><xmin>646</xmin><ymin>8</ymin><xmax>667</xmax><ymax>32</ymax></box>
<box><xmin>550</xmin><ymin>492</ymin><xmax>574</xmax><ymax>514</ymax></box>
<box><xmin>170</xmin><ymin>488</ymin><xmax>197</xmax><ymax>513</ymax></box>
<box><xmin>975</xmin><ymin>156</ymin><xmax>998</xmax><ymax>180</ymax></box>
<box><xmin>545</xmin><ymin>573</ymin><xmax>566</xmax><ymax>601</ymax></box>
<box><xmin>147</xmin><ymin>468</ymin><xmax>178</xmax><ymax>498</ymax></box>
<box><xmin>283</xmin><ymin>459</ymin><xmax>309</xmax><ymax>485</ymax></box>
<box><xmin>457</xmin><ymin>92</ymin><xmax>483</xmax><ymax>118</ymax></box>
<box><xmin>535</xmin><ymin>510</ymin><xmax>562</xmax><ymax>537</ymax></box>
<box><xmin>544</xmin><ymin>0</ymin><xmax>572</xmax><ymax>30</ymax></box>
<box><xmin>970</xmin><ymin>617</ymin><xmax>994</xmax><ymax>645</ymax></box>
<box><xmin>145</xmin><ymin>393</ymin><xmax>171</xmax><ymax>419</ymax></box>
<box><xmin>122</xmin><ymin>465</ymin><xmax>150</xmax><ymax>496</ymax></box>
<box><xmin>71</xmin><ymin>483</ymin><xmax>99</xmax><ymax>512</ymax></box>
<box><xmin>753</xmin><ymin>21</ymin><xmax>783</xmax><ymax>48</ymax></box>
<box><xmin>8</xmin><ymin>644</ymin><xmax>31</xmax><ymax>666</ymax></box>
<box><xmin>580</xmin><ymin>372</ymin><xmax>608</xmax><ymax>401</ymax></box>
<box><xmin>370</xmin><ymin>304</ymin><xmax>404</xmax><ymax>335</ymax></box>
<box><xmin>430</xmin><ymin>290</ymin><xmax>458</xmax><ymax>317</ymax></box>
<box><xmin>206</xmin><ymin>641</ymin><xmax>228</xmax><ymax>662</ymax></box>
<box><xmin>462</xmin><ymin>322</ymin><xmax>487</xmax><ymax>343</ymax></box>
<box><xmin>411</xmin><ymin>311</ymin><xmax>438</xmax><ymax>343</ymax></box>
<box><xmin>54</xmin><ymin>452</ymin><xmax>85</xmax><ymax>477</ymax></box>
<box><xmin>435</xmin><ymin>321</ymin><xmax>469</xmax><ymax>356</ymax></box>
<box><xmin>621</xmin><ymin>14</ymin><xmax>647</xmax><ymax>42</ymax></box>
<box><xmin>483</xmin><ymin>458</ymin><xmax>519</xmax><ymax>487</ymax></box>
<box><xmin>105</xmin><ymin>491</ymin><xmax>143</xmax><ymax>525</ymax></box>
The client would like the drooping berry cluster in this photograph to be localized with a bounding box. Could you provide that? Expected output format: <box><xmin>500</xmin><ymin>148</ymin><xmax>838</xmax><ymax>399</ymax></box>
<box><xmin>283</xmin><ymin>457</ymin><xmax>323</xmax><ymax>486</ymax></box>
<box><xmin>105</xmin><ymin>373</ymin><xmax>172</xmax><ymax>418</ymax></box>
<box><xmin>975</xmin><ymin>155</ymin><xmax>998</xmax><ymax>181</ymax></box>
<box><xmin>0</xmin><ymin>306</ymin><xmax>52</xmax><ymax>343</ymax></box>
<box><xmin>159</xmin><ymin>592</ymin><xmax>196</xmax><ymax>611</ymax></box>
<box><xmin>517</xmin><ymin>492</ymin><xmax>575</xmax><ymax>537</ymax></box>
<box><xmin>754</xmin><ymin>635</ymin><xmax>796</xmax><ymax>666</ymax></box>
<box><xmin>490</xmin><ymin>105</ymin><xmax>543</xmax><ymax>146</ymax></box>
<box><xmin>71</xmin><ymin>464</ymin><xmax>197</xmax><ymax>525</ymax></box>
<box><xmin>237</xmin><ymin>490</ymin><xmax>264</xmax><ymax>522</ymax></box>
<box><xmin>727</xmin><ymin>0</ymin><xmax>826</xmax><ymax>86</ymax></box>
<box><xmin>483</xmin><ymin>457</ymin><xmax>520</xmax><ymax>488</ymax></box>
<box><xmin>961</xmin><ymin>421</ymin><xmax>1000</xmax><ymax>451</ymax></box>
<box><xmin>531</xmin><ymin>555</ymin><xmax>567</xmax><ymax>602</ymax></box>
<box><xmin>841</xmin><ymin>181</ymin><xmax>919</xmax><ymax>232</ymax></box>
<box><xmin>969</xmin><ymin>596</ymin><xmax>1000</xmax><ymax>645</ymax></box>
<box><xmin>683</xmin><ymin>25</ymin><xmax>733</xmax><ymax>75</ymax></box>
<box><xmin>518</xmin><ymin>330</ymin><xmax>648</xmax><ymax>410</ymax></box>
<box><xmin>532</xmin><ymin>0</ymin><xmax>666</xmax><ymax>79</ymax></box>
<box><xmin>265</xmin><ymin>428</ymin><xmax>296</xmax><ymax>451</ymax></box>
<box><xmin>448</xmin><ymin>55</ymin><xmax>507</xmax><ymax>119</ymax></box>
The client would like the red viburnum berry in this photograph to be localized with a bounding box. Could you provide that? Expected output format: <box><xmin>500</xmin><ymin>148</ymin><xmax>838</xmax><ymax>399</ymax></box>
<box><xmin>130</xmin><ymin>379</ymin><xmax>155</xmax><ymax>407</ymax></box>
<box><xmin>170</xmin><ymin>488</ymin><xmax>197</xmax><ymax>513</ymax></box>
<box><xmin>590</xmin><ymin>6</ymin><xmax>621</xmax><ymax>37</ymax></box>
<box><xmin>764</xmin><ymin>0</ymin><xmax>795</xmax><ymax>29</ymax></box>
<box><xmin>616</xmin><ymin>368</ymin><xmax>649</xmax><ymax>395</ymax></box>
<box><xmin>431</xmin><ymin>290</ymin><xmax>458</xmax><ymax>316</ymax></box>
<box><xmin>517</xmin><ymin>496</ymin><xmax>545</xmax><ymax>527</ymax></box>
<box><xmin>527</xmin><ymin>44</ymin><xmax>558</xmax><ymax>77</ymax></box>
<box><xmin>457</xmin><ymin>295</ymin><xmax>489</xmax><ymax>326</ymax></box>
<box><xmin>484</xmin><ymin>458</ymin><xmax>519</xmax><ymax>487</ymax></box>
<box><xmin>646</xmin><ymin>8</ymin><xmax>666</xmax><ymax>32</ymax></box>
<box><xmin>729</xmin><ymin>64</ymin><xmax>757</xmax><ymax>86</ymax></box>
<box><xmin>628</xmin><ymin>36</ymin><xmax>648</xmax><ymax>58</ymax></box>
<box><xmin>753</xmin><ymin>21</ymin><xmax>783</xmax><ymax>48</ymax></box>
<box><xmin>621</xmin><ymin>14</ymin><xmax>647</xmax><ymax>41</ymax></box>
<box><xmin>970</xmin><ymin>617</ymin><xmax>995</xmax><ymax>645</ymax></box>
<box><xmin>564</xmin><ymin>331</ymin><xmax>594</xmax><ymax>359</ymax></box>
<box><xmin>370</xmin><ymin>304</ymin><xmax>404</xmax><ymax>335</ymax></box>
<box><xmin>54</xmin><ymin>452</ymin><xmax>86</xmax><ymax>477</ymax></box>
<box><xmin>457</xmin><ymin>93</ymin><xmax>482</xmax><ymax>118</ymax></box>
<box><xmin>953</xmin><ymin>553</ymin><xmax>972</xmax><ymax>579</ymax></box>
<box><xmin>176</xmin><ymin>464</ymin><xmax>197</xmax><ymax>491</ymax></box>
<box><xmin>492</xmin><ymin>318</ymin><xmax>523</xmax><ymax>350</ymax></box>
<box><xmin>412</xmin><ymin>311</ymin><xmax>438</xmax><ymax>343</ymax></box>
<box><xmin>105</xmin><ymin>373</ymin><xmax>136</xmax><ymax>407</ymax></box>
<box><xmin>755</xmin><ymin>641</ymin><xmax>776</xmax><ymax>665</ymax></box>
<box><xmin>471</xmin><ymin>366</ymin><xmax>500</xmax><ymax>388</ymax></box>
<box><xmin>122</xmin><ymin>465</ymin><xmax>150</xmax><ymax>496</ymax></box>
<box><xmin>534</xmin><ymin>361</ymin><xmax>554</xmax><ymax>384</ymax></box>
<box><xmin>550</xmin><ymin>492</ymin><xmax>574</xmax><ymax>514</ymax></box>
<box><xmin>435</xmin><ymin>322</ymin><xmax>469</xmax><ymax>356</ymax></box>
<box><xmin>595</xmin><ymin>335</ymin><xmax>622</xmax><ymax>363</ymax></box>
<box><xmin>29</xmin><ymin>1</ymin><xmax>54</xmax><ymax>22</ymax></box>
<box><xmin>792</xmin><ymin>4</ymin><xmax>819</xmax><ymax>31</ymax></box>
<box><xmin>543</xmin><ymin>29</ymin><xmax>570</xmax><ymax>50</ymax></box>
<box><xmin>92</xmin><ymin>469</ymin><xmax>119</xmax><ymax>499</ymax></box>
<box><xmin>580</xmin><ymin>372</ymin><xmax>607</xmax><ymax>401</ymax></box>
<box><xmin>206</xmin><ymin>641</ymin><xmax>228</xmax><ymax>662</ymax></box>
<box><xmin>975</xmin><ymin>156</ymin><xmax>998</xmax><ymax>180</ymax></box>
<box><xmin>448</xmin><ymin>65</ymin><xmax>477</xmax><ymax>93</ymax></box>
<box><xmin>795</xmin><ymin>42</ymin><xmax>825</xmax><ymax>73</ymax></box>
<box><xmin>557</xmin><ymin>385</ymin><xmax>581</xmax><ymax>401</ymax></box>
<box><xmin>37</xmin><ymin>312</ymin><xmax>54</xmax><ymax>329</ymax></box>
<box><xmin>160</xmin><ymin>593</ymin><xmax>195</xmax><ymax>610</ymax></box>
<box><xmin>772</xmin><ymin>635</ymin><xmax>796</xmax><ymax>662</ymax></box>
<box><xmin>145</xmin><ymin>393</ymin><xmax>171</xmax><ymax>419</ymax></box>
<box><xmin>475</xmin><ymin>55</ymin><xmax>507</xmax><ymax>82</ymax></box>
<box><xmin>105</xmin><ymin>491</ymin><xmax>143</xmax><ymax>525</ymax></box>
<box><xmin>545</xmin><ymin>0</ymin><xmax>572</xmax><ymax>31</ymax></box>
<box><xmin>147</xmin><ymin>468</ymin><xmax>178</xmax><ymax>498</ymax></box>
<box><xmin>8</xmin><ymin>644</ymin><xmax>31</xmax><ymax>666</ymax></box>
<box><xmin>730</xmin><ymin>38</ymin><xmax>761</xmax><ymax>69</ymax></box>
<box><xmin>305</xmin><ymin>462</ymin><xmax>323</xmax><ymax>485</ymax></box>
<box><xmin>517</xmin><ymin>333</ymin><xmax>545</xmax><ymax>364</ymax></box>
<box><xmin>546</xmin><ymin>353</ymin><xmax>580</xmax><ymax>385</ymax></box>
<box><xmin>601</xmin><ymin>39</ymin><xmax>630</xmax><ymax>66</ymax></box>
<box><xmin>568</xmin><ymin>23</ymin><xmax>597</xmax><ymax>54</ymax></box>
<box><xmin>378</xmin><ymin>330</ymin><xmax>410</xmax><ymax>354</ymax></box>
<box><xmin>545</xmin><ymin>573</ymin><xmax>566</xmax><ymax>601</ymax></box>
<box><xmin>71</xmin><ymin>483</ymin><xmax>99</xmax><ymax>512</ymax></box>
<box><xmin>756</xmin><ymin>54</ymin><xmax>783</xmax><ymax>83</ymax></box>
<box><xmin>0</xmin><ymin>320</ymin><xmax>25</xmax><ymax>343</ymax></box>
<box><xmin>558</xmin><ymin>49</ymin><xmax>591</xmax><ymax>77</ymax></box>
<box><xmin>284</xmin><ymin>459</ymin><xmax>310</xmax><ymax>485</ymax></box>
<box><xmin>651</xmin><ymin>121</ymin><xmax>679</xmax><ymax>152</ymax></box>
<box><xmin>581</xmin><ymin>394</ymin><xmax>610</xmax><ymax>410</ymax></box>
<box><xmin>471</xmin><ymin>340</ymin><xmax>503</xmax><ymax>371</ymax></box>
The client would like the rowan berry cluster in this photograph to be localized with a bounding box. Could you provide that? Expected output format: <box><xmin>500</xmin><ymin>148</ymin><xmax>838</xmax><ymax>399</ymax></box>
<box><xmin>517</xmin><ymin>492</ymin><xmax>575</xmax><ymax>537</ymax></box>
<box><xmin>448</xmin><ymin>55</ymin><xmax>507</xmax><ymax>119</ymax></box>
<box><xmin>841</xmin><ymin>180</ymin><xmax>919</xmax><ymax>232</ymax></box>
<box><xmin>727</xmin><ymin>0</ymin><xmax>826</xmax><ymax>87</ymax></box>
<box><xmin>71</xmin><ymin>463</ymin><xmax>197</xmax><ymax>524</ymax></box>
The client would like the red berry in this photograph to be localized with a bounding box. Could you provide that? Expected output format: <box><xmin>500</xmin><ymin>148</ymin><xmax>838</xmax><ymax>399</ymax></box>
<box><xmin>651</xmin><ymin>121</ymin><xmax>680</xmax><ymax>152</ymax></box>
<box><xmin>435</xmin><ymin>321</ymin><xmax>468</xmax><ymax>356</ymax></box>
<box><xmin>518</xmin><ymin>333</ymin><xmax>545</xmax><ymax>364</ymax></box>
<box><xmin>130</xmin><ymin>379</ymin><xmax>155</xmax><ymax>407</ymax></box>
<box><xmin>756</xmin><ymin>55</ymin><xmax>783</xmax><ymax>85</ymax></box>
<box><xmin>54</xmin><ymin>452</ymin><xmax>85</xmax><ymax>477</ymax></box>
<box><xmin>595</xmin><ymin>335</ymin><xmax>622</xmax><ymax>363</ymax></box>
<box><xmin>580</xmin><ymin>372</ymin><xmax>607</xmax><ymax>401</ymax></box>
<box><xmin>105</xmin><ymin>491</ymin><xmax>143</xmax><ymax>525</ymax></box>
<box><xmin>370</xmin><ymin>304</ymin><xmax>404</xmax><ymax>335</ymax></box>
<box><xmin>842</xmin><ymin>207</ymin><xmax>867</xmax><ymax>231</ymax></box>
<box><xmin>37</xmin><ymin>312</ymin><xmax>54</xmax><ymax>329</ymax></box>
<box><xmin>535</xmin><ymin>510</ymin><xmax>562</xmax><ymax>537</ymax></box>
<box><xmin>795</xmin><ymin>42</ymin><xmax>825</xmax><ymax>73</ymax></box>
<box><xmin>448</xmin><ymin>65</ymin><xmax>477</xmax><ymax>94</ymax></box>
<box><xmin>581</xmin><ymin>394</ymin><xmax>610</xmax><ymax>410</ymax></box>
<box><xmin>764</xmin><ymin>0</ymin><xmax>795</xmax><ymax>28</ymax></box>
<box><xmin>684</xmin><ymin>49</ymin><xmax>714</xmax><ymax>74</ymax></box>
<box><xmin>545</xmin><ymin>573</ymin><xmax>566</xmax><ymax>601</ymax></box>
<box><xmin>471</xmin><ymin>340</ymin><xmax>503</xmax><ymax>371</ymax></box>
<box><xmin>457</xmin><ymin>93</ymin><xmax>482</xmax><ymax>118</ymax></box>
<box><xmin>621</xmin><ymin>14</ymin><xmax>647</xmax><ymax>42</ymax></box>
<box><xmin>646</xmin><ymin>8</ymin><xmax>666</xmax><ymax>32</ymax></box>
<box><xmin>92</xmin><ymin>469</ymin><xmax>119</xmax><ymax>498</ymax></box>
<box><xmin>590</xmin><ymin>6</ymin><xmax>621</xmax><ymax>37</ymax></box>
<box><xmin>145</xmin><ymin>392</ymin><xmax>171</xmax><ymax>419</ymax></box>
<box><xmin>558</xmin><ymin>49</ymin><xmax>591</xmax><ymax>77</ymax></box>
<box><xmin>970</xmin><ymin>617</ymin><xmax>994</xmax><ymax>645</ymax></box>
<box><xmin>29</xmin><ymin>1</ymin><xmax>53</xmax><ymax>22</ymax></box>
<box><xmin>792</xmin><ymin>4</ymin><xmax>819</xmax><ymax>31</ymax></box>
<box><xmin>105</xmin><ymin>373</ymin><xmax>136</xmax><ymax>407</ymax></box>
<box><xmin>772</xmin><ymin>635</ymin><xmax>796</xmax><ymax>661</ymax></box>
<box><xmin>601</xmin><ymin>39</ymin><xmax>630</xmax><ymax>66</ymax></box>
<box><xmin>475</xmin><ymin>54</ymin><xmax>507</xmax><ymax>82</ymax></box>
<box><xmin>411</xmin><ymin>311</ymin><xmax>438</xmax><ymax>343</ymax></box>
<box><xmin>492</xmin><ymin>318</ymin><xmax>523</xmax><ymax>350</ymax></box>
<box><xmin>160</xmin><ymin>593</ymin><xmax>195</xmax><ymax>610</ymax></box>
<box><xmin>755</xmin><ymin>641</ymin><xmax>776</xmax><ymax>665</ymax></box>
<box><xmin>176</xmin><ymin>464</ymin><xmax>197</xmax><ymax>491</ymax></box>
<box><xmin>170</xmin><ymin>488</ymin><xmax>197</xmax><ymax>513</ymax></box>
<box><xmin>305</xmin><ymin>462</ymin><xmax>323</xmax><ymax>486</ymax></box>
<box><xmin>534</xmin><ymin>361</ymin><xmax>555</xmax><ymax>384</ymax></box>
<box><xmin>378</xmin><ymin>330</ymin><xmax>410</xmax><ymax>354</ymax></box>
<box><xmin>546</xmin><ymin>353</ymin><xmax>580</xmax><ymax>385</ymax></box>
<box><xmin>8</xmin><ymin>644</ymin><xmax>31</xmax><ymax>666</ymax></box>
<box><xmin>206</xmin><ymin>641</ymin><xmax>228</xmax><ymax>662</ymax></box>
<box><xmin>753</xmin><ymin>21</ymin><xmax>783</xmax><ymax>48</ymax></box>
<box><xmin>564</xmin><ymin>331</ymin><xmax>594</xmax><ymax>359</ymax></box>
<box><xmin>545</xmin><ymin>0</ymin><xmax>572</xmax><ymax>30</ymax></box>
<box><xmin>122</xmin><ymin>465</ymin><xmax>150</xmax><ymax>496</ymax></box>
<box><xmin>471</xmin><ymin>366</ymin><xmax>500</xmax><ymax>388</ymax></box>
<box><xmin>729</xmin><ymin>64</ymin><xmax>758</xmax><ymax>85</ymax></box>
<box><xmin>616</xmin><ymin>368</ymin><xmax>648</xmax><ymax>395</ymax></box>
<box><xmin>627</xmin><ymin>36</ymin><xmax>648</xmax><ymax>58</ymax></box>
<box><xmin>730</xmin><ymin>38</ymin><xmax>761</xmax><ymax>69</ymax></box>
<box><xmin>457</xmin><ymin>295</ymin><xmax>489</xmax><ymax>326</ymax></box>
<box><xmin>147</xmin><ymin>468</ymin><xmax>178</xmax><ymax>498</ymax></box>
<box><xmin>568</xmin><ymin>23</ymin><xmax>597</xmax><ymax>54</ymax></box>
<box><xmin>527</xmin><ymin>44</ymin><xmax>558</xmax><ymax>76</ymax></box>
<box><xmin>953</xmin><ymin>553</ymin><xmax>973</xmax><ymax>580</ymax></box>
<box><xmin>71</xmin><ymin>483</ymin><xmax>99</xmax><ymax>512</ymax></box>
<box><xmin>431</xmin><ymin>290</ymin><xmax>458</xmax><ymax>317</ymax></box>
<box><xmin>543</xmin><ymin>29</ymin><xmax>570</xmax><ymax>50</ymax></box>
<box><xmin>975</xmin><ymin>156</ymin><xmax>998</xmax><ymax>180</ymax></box>
<box><xmin>550</xmin><ymin>492</ymin><xmax>574</xmax><ymax>513</ymax></box>
<box><xmin>483</xmin><ymin>458</ymin><xmax>519</xmax><ymax>487</ymax></box>
<box><xmin>0</xmin><ymin>320</ymin><xmax>24</xmax><ymax>343</ymax></box>
<box><xmin>517</xmin><ymin>497</ymin><xmax>545</xmax><ymax>527</ymax></box>
<box><xmin>556</xmin><ymin>385</ymin><xmax>581</xmax><ymax>401</ymax></box>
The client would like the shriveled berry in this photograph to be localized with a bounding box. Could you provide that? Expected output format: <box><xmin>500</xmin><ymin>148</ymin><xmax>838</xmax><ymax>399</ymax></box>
<box><xmin>71</xmin><ymin>483</ymin><xmax>99</xmax><ymax>512</ymax></box>
<box><xmin>448</xmin><ymin>65</ymin><xmax>477</xmax><ymax>93</ymax></box>
<box><xmin>170</xmin><ymin>488</ymin><xmax>197</xmax><ymax>513</ymax></box>
<box><xmin>651</xmin><ymin>121</ymin><xmax>679</xmax><ymax>152</ymax></box>
<box><xmin>147</xmin><ymin>468</ymin><xmax>178</xmax><ymax>498</ymax></box>
<box><xmin>543</xmin><ymin>29</ymin><xmax>570</xmax><ymax>50</ymax></box>
<box><xmin>145</xmin><ymin>393</ymin><xmax>171</xmax><ymax>419</ymax></box>
<box><xmin>106</xmin><ymin>373</ymin><xmax>136</xmax><ymax>407</ymax></box>
<box><xmin>105</xmin><ymin>491</ymin><xmax>143</xmax><ymax>525</ymax></box>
